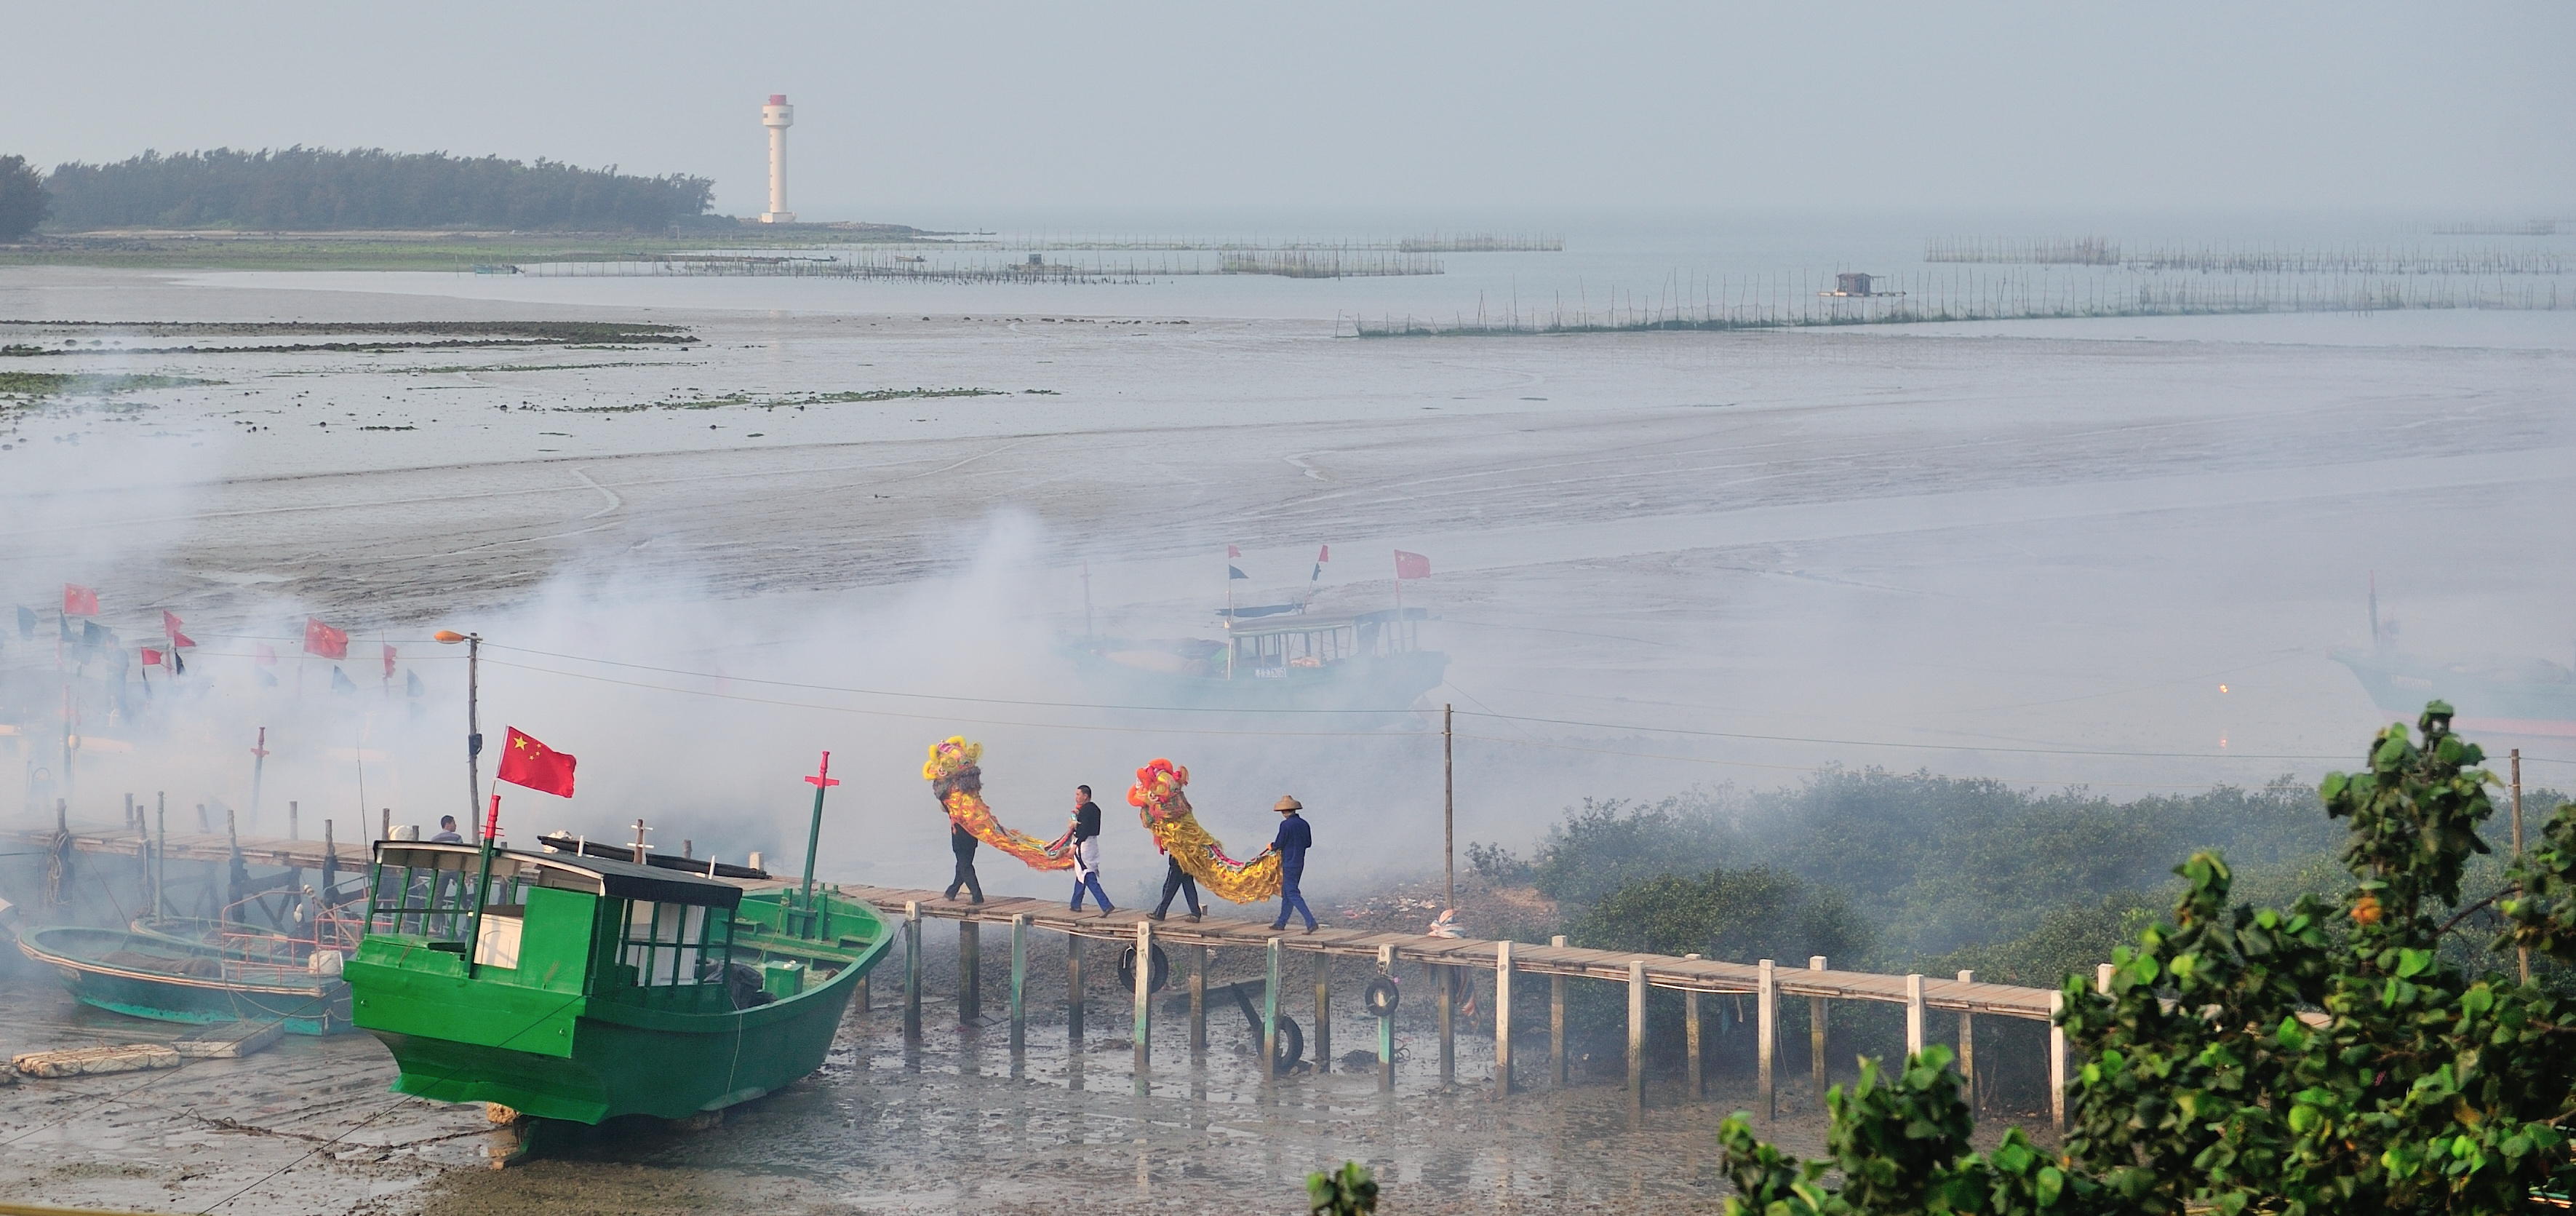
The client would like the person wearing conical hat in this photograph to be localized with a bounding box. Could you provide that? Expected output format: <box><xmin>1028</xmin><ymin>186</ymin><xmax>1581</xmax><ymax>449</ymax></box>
<box><xmin>1263</xmin><ymin>795</ymin><xmax>1317</xmax><ymax>933</ymax></box>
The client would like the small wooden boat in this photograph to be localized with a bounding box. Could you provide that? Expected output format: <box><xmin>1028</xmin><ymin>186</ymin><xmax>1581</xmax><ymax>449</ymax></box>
<box><xmin>345</xmin><ymin>841</ymin><xmax>886</xmax><ymax>1126</ymax></box>
<box><xmin>17</xmin><ymin>925</ymin><xmax>353</xmax><ymax>1035</ymax></box>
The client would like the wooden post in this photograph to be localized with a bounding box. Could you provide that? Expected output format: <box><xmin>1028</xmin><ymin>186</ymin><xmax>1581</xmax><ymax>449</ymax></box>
<box><xmin>959</xmin><ymin>921</ymin><xmax>981</xmax><ymax>1022</ymax></box>
<box><xmin>223</xmin><ymin>807</ymin><xmax>242</xmax><ymax>915</ymax></box>
<box><xmin>2513</xmin><ymin>750</ymin><xmax>2530</xmax><ymax>984</ymax></box>
<box><xmin>1314</xmin><ymin>953</ymin><xmax>1331</xmax><ymax>1073</ymax></box>
<box><xmin>2095</xmin><ymin>963</ymin><xmax>2115</xmax><ymax>996</ymax></box>
<box><xmin>1437</xmin><ymin>960</ymin><xmax>1455</xmax><ymax>1087</ymax></box>
<box><xmin>1067</xmin><ymin>931</ymin><xmax>1085</xmax><ymax>1041</ymax></box>
<box><xmin>1626</xmin><ymin>961</ymin><xmax>1646</xmax><ymax>1110</ymax></box>
<box><xmin>2049</xmin><ymin>990</ymin><xmax>2067</xmax><ymax>1131</ymax></box>
<box><xmin>124</xmin><ymin>792</ymin><xmax>133</xmax><ymax>832</ymax></box>
<box><xmin>1904</xmin><ymin>973</ymin><xmax>1925</xmax><ymax>1057</ymax></box>
<box><xmin>1376</xmin><ymin>943</ymin><xmax>1396</xmax><ymax>1090</ymax></box>
<box><xmin>1956</xmin><ymin>969</ymin><xmax>1977</xmax><ymax>1110</ymax></box>
<box><xmin>901</xmin><ymin>901</ymin><xmax>922</xmax><ymax>1040</ymax></box>
<box><xmin>1493</xmin><ymin>940</ymin><xmax>1513</xmax><ymax>1100</ymax></box>
<box><xmin>1443</xmin><ymin>702</ymin><xmax>1454</xmax><ymax>914</ymax></box>
<box><xmin>288</xmin><ymin>800</ymin><xmax>299</xmax><ymax>841</ymax></box>
<box><xmin>1262</xmin><ymin>937</ymin><xmax>1281</xmax><ymax>1080</ymax></box>
<box><xmin>1008</xmin><ymin>914</ymin><xmax>1028</xmax><ymax>1054</ymax></box>
<box><xmin>1808</xmin><ymin>955</ymin><xmax>1828</xmax><ymax>1102</ymax></box>
<box><xmin>1188</xmin><ymin>944</ymin><xmax>1207</xmax><ymax>1057</ymax></box>
<box><xmin>153</xmin><ymin>797</ymin><xmax>167</xmax><ymax>921</ymax></box>
<box><xmin>1549</xmin><ymin>934</ymin><xmax>1568</xmax><ymax>1086</ymax></box>
<box><xmin>1133</xmin><ymin>920</ymin><xmax>1152</xmax><ymax>1081</ymax></box>
<box><xmin>1683</xmin><ymin>955</ymin><xmax>1702</xmax><ymax>1102</ymax></box>
<box><xmin>1757</xmin><ymin>958</ymin><xmax>1777</xmax><ymax>1118</ymax></box>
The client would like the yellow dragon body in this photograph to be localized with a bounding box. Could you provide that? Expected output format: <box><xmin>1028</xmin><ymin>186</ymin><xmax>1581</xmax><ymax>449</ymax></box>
<box><xmin>1126</xmin><ymin>758</ymin><xmax>1282</xmax><ymax>904</ymax></box>
<box><xmin>922</xmin><ymin>736</ymin><xmax>1075</xmax><ymax>870</ymax></box>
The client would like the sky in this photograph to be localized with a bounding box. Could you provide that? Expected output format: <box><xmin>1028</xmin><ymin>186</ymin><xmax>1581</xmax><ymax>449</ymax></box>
<box><xmin>3</xmin><ymin>1</ymin><xmax>2570</xmax><ymax>221</ymax></box>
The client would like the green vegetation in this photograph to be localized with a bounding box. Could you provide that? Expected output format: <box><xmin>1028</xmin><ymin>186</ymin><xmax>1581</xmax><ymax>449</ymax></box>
<box><xmin>0</xmin><ymin>319</ymin><xmax>693</xmax><ymax>357</ymax></box>
<box><xmin>41</xmin><ymin>148</ymin><xmax>713</xmax><ymax>231</ymax></box>
<box><xmin>0</xmin><ymin>371</ymin><xmax>211</xmax><ymax>400</ymax></box>
<box><xmin>0</xmin><ymin>227</ymin><xmax>941</xmax><ymax>271</ymax></box>
<box><xmin>1306</xmin><ymin>1162</ymin><xmax>1379</xmax><ymax>1215</ymax></box>
<box><xmin>0</xmin><ymin>155</ymin><xmax>47</xmax><ymax>242</ymax></box>
<box><xmin>1714</xmin><ymin>704</ymin><xmax>2576</xmax><ymax>1214</ymax></box>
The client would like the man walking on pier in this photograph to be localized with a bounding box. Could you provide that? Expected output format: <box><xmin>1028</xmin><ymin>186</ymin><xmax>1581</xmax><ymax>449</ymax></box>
<box><xmin>1149</xmin><ymin>835</ymin><xmax>1202</xmax><ymax>922</ymax></box>
<box><xmin>1267</xmin><ymin>796</ymin><xmax>1316</xmax><ymax>934</ymax></box>
<box><xmin>944</xmin><ymin>819</ymin><xmax>984</xmax><ymax>904</ymax></box>
<box><xmin>1069</xmin><ymin>784</ymin><xmax>1114</xmax><ymax>915</ymax></box>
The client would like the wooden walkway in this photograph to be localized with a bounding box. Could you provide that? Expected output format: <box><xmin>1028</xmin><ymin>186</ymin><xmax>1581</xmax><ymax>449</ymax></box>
<box><xmin>28</xmin><ymin>822</ymin><xmax>2079</xmax><ymax>1123</ymax></box>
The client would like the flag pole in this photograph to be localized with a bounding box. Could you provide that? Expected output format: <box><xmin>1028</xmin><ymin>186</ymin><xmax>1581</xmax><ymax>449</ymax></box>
<box><xmin>248</xmin><ymin>727</ymin><xmax>268</xmax><ymax>824</ymax></box>
<box><xmin>465</xmin><ymin>792</ymin><xmax>501</xmax><ymax>977</ymax></box>
<box><xmin>1226</xmin><ymin>553</ymin><xmax>1237</xmax><ymax>680</ymax></box>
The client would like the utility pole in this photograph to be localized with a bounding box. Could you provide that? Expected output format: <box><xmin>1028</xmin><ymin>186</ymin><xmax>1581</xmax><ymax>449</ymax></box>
<box><xmin>1443</xmin><ymin>702</ymin><xmax>1455</xmax><ymax>914</ymax></box>
<box><xmin>435</xmin><ymin>631</ymin><xmax>484</xmax><ymax>832</ymax></box>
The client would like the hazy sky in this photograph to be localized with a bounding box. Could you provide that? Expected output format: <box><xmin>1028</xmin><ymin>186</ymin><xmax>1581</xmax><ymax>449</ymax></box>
<box><xmin>6</xmin><ymin>1</ymin><xmax>2569</xmax><ymax>220</ymax></box>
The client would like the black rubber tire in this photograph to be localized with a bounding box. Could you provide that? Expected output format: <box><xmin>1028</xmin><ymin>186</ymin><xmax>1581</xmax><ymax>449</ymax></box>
<box><xmin>1271</xmin><ymin>1015</ymin><xmax>1305</xmax><ymax>1073</ymax></box>
<box><xmin>1363</xmin><ymin>975</ymin><xmax>1400</xmax><ymax>1018</ymax></box>
<box><xmin>1116</xmin><ymin>942</ymin><xmax>1171</xmax><ymax>994</ymax></box>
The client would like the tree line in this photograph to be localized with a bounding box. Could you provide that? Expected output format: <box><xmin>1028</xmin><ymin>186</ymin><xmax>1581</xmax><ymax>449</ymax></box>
<box><xmin>31</xmin><ymin>147</ymin><xmax>717</xmax><ymax>232</ymax></box>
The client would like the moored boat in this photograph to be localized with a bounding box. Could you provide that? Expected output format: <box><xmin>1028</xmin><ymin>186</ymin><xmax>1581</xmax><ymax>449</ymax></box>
<box><xmin>345</xmin><ymin>840</ymin><xmax>885</xmax><ymax>1125</ymax></box>
<box><xmin>1065</xmin><ymin>607</ymin><xmax>1447</xmax><ymax>715</ymax></box>
<box><xmin>17</xmin><ymin>925</ymin><xmax>353</xmax><ymax>1035</ymax></box>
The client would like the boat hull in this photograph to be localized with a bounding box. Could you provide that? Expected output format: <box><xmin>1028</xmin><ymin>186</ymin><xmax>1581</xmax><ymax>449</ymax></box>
<box><xmin>18</xmin><ymin>927</ymin><xmax>351</xmax><ymax>1036</ymax></box>
<box><xmin>2332</xmin><ymin>646</ymin><xmax>2576</xmax><ymax>734</ymax></box>
<box><xmin>1066</xmin><ymin>645</ymin><xmax>1448</xmax><ymax>715</ymax></box>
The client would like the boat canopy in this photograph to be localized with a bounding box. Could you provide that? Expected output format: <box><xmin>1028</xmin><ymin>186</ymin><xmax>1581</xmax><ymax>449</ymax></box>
<box><xmin>372</xmin><ymin>841</ymin><xmax>743</xmax><ymax>910</ymax></box>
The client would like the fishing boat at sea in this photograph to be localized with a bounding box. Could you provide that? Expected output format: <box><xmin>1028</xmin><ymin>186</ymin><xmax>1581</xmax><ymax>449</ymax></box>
<box><xmin>17</xmin><ymin>925</ymin><xmax>354</xmax><ymax>1035</ymax></box>
<box><xmin>2330</xmin><ymin>585</ymin><xmax>2576</xmax><ymax>736</ymax></box>
<box><xmin>1065</xmin><ymin>606</ymin><xmax>1446</xmax><ymax>715</ymax></box>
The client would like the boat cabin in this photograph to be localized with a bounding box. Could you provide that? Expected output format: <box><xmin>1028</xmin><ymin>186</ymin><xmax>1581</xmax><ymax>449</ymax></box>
<box><xmin>1220</xmin><ymin>607</ymin><xmax>1429</xmax><ymax>680</ymax></box>
<box><xmin>364</xmin><ymin>841</ymin><xmax>749</xmax><ymax>1014</ymax></box>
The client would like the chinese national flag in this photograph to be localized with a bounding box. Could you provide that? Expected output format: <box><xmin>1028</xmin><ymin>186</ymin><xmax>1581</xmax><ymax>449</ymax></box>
<box><xmin>1393</xmin><ymin>550</ymin><xmax>1432</xmax><ymax>579</ymax></box>
<box><xmin>496</xmin><ymin>727</ymin><xmax>578</xmax><ymax>798</ymax></box>
<box><xmin>63</xmin><ymin>584</ymin><xmax>99</xmax><ymax>616</ymax></box>
<box><xmin>303</xmin><ymin>616</ymin><xmax>349</xmax><ymax>659</ymax></box>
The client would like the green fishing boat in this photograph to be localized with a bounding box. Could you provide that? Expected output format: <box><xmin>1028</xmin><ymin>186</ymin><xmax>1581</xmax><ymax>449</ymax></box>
<box><xmin>344</xmin><ymin>840</ymin><xmax>886</xmax><ymax>1125</ymax></box>
<box><xmin>17</xmin><ymin>925</ymin><xmax>353</xmax><ymax>1035</ymax></box>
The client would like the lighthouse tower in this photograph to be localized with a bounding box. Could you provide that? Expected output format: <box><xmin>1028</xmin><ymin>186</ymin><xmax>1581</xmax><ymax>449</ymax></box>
<box><xmin>759</xmin><ymin>94</ymin><xmax>795</xmax><ymax>224</ymax></box>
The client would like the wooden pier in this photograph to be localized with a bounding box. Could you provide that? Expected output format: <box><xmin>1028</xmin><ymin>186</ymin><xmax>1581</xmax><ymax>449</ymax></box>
<box><xmin>23</xmin><ymin>822</ymin><xmax>2081</xmax><ymax>1124</ymax></box>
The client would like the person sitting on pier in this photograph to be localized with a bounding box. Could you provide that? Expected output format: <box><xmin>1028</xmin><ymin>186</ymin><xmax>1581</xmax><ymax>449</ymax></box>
<box><xmin>430</xmin><ymin>815</ymin><xmax>464</xmax><ymax>844</ymax></box>
<box><xmin>1069</xmin><ymin>784</ymin><xmax>1114</xmax><ymax>915</ymax></box>
<box><xmin>1264</xmin><ymin>796</ymin><xmax>1317</xmax><ymax>934</ymax></box>
<box><xmin>944</xmin><ymin>818</ymin><xmax>984</xmax><ymax>905</ymax></box>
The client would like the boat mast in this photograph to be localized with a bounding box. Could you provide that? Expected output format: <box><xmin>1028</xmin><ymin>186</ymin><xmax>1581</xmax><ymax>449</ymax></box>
<box><xmin>799</xmin><ymin>751</ymin><xmax>840</xmax><ymax>938</ymax></box>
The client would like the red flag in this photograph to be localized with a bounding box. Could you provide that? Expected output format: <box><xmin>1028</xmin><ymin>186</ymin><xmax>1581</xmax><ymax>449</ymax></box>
<box><xmin>303</xmin><ymin>616</ymin><xmax>349</xmax><ymax>659</ymax></box>
<box><xmin>254</xmin><ymin>643</ymin><xmax>279</xmax><ymax>666</ymax></box>
<box><xmin>495</xmin><ymin>727</ymin><xmax>578</xmax><ymax>798</ymax></box>
<box><xmin>171</xmin><ymin>629</ymin><xmax>196</xmax><ymax>648</ymax></box>
<box><xmin>1394</xmin><ymin>550</ymin><xmax>1432</xmax><ymax>580</ymax></box>
<box><xmin>162</xmin><ymin>609</ymin><xmax>182</xmax><ymax>635</ymax></box>
<box><xmin>1227</xmin><ymin>544</ymin><xmax>1242</xmax><ymax>558</ymax></box>
<box><xmin>63</xmin><ymin>584</ymin><xmax>98</xmax><ymax>616</ymax></box>
<box><xmin>140</xmin><ymin>648</ymin><xmax>163</xmax><ymax>667</ymax></box>
<box><xmin>1317</xmin><ymin>545</ymin><xmax>1330</xmax><ymax>562</ymax></box>
<box><xmin>382</xmin><ymin>643</ymin><xmax>397</xmax><ymax>680</ymax></box>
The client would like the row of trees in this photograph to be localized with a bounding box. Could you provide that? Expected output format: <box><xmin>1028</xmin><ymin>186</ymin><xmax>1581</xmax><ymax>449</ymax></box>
<box><xmin>26</xmin><ymin>147</ymin><xmax>717</xmax><ymax>231</ymax></box>
<box><xmin>0</xmin><ymin>156</ymin><xmax>46</xmax><ymax>241</ymax></box>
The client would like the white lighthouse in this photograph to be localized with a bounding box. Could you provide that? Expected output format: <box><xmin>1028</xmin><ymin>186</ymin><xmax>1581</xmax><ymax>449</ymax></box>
<box><xmin>759</xmin><ymin>94</ymin><xmax>794</xmax><ymax>224</ymax></box>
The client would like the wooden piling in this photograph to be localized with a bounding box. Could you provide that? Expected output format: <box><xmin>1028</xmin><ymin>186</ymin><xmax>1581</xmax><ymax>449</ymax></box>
<box><xmin>959</xmin><ymin>921</ymin><xmax>981</xmax><ymax>1022</ymax></box>
<box><xmin>1904</xmin><ymin>973</ymin><xmax>1925</xmax><ymax>1057</ymax></box>
<box><xmin>287</xmin><ymin>800</ymin><xmax>298</xmax><ymax>841</ymax></box>
<box><xmin>1626</xmin><ymin>960</ymin><xmax>1646</xmax><ymax>1110</ymax></box>
<box><xmin>1808</xmin><ymin>955</ymin><xmax>1828</xmax><ymax>1102</ymax></box>
<box><xmin>152</xmin><ymin>798</ymin><xmax>167</xmax><ymax>921</ymax></box>
<box><xmin>1262</xmin><ymin>937</ymin><xmax>1281</xmax><ymax>1081</ymax></box>
<box><xmin>1188</xmin><ymin>944</ymin><xmax>1206</xmax><ymax>1057</ymax></box>
<box><xmin>1683</xmin><ymin>954</ymin><xmax>1702</xmax><ymax>1101</ymax></box>
<box><xmin>901</xmin><ymin>901</ymin><xmax>922</xmax><ymax>1040</ymax></box>
<box><xmin>1758</xmin><ymin>958</ymin><xmax>1777</xmax><ymax>1118</ymax></box>
<box><xmin>1493</xmin><ymin>940</ymin><xmax>1513</xmax><ymax>1100</ymax></box>
<box><xmin>1377</xmin><ymin>943</ymin><xmax>1395</xmax><ymax>1090</ymax></box>
<box><xmin>2048</xmin><ymin>990</ymin><xmax>2068</xmax><ymax>1130</ymax></box>
<box><xmin>1008</xmin><ymin>913</ymin><xmax>1028</xmax><ymax>1053</ymax></box>
<box><xmin>1437</xmin><ymin>961</ymin><xmax>1455</xmax><ymax>1087</ymax></box>
<box><xmin>1314</xmin><ymin>953</ymin><xmax>1331</xmax><ymax>1073</ymax></box>
<box><xmin>1067</xmin><ymin>931</ymin><xmax>1085</xmax><ymax>1041</ymax></box>
<box><xmin>1549</xmin><ymin>934</ymin><xmax>1568</xmax><ymax>1086</ymax></box>
<box><xmin>1133</xmin><ymin>920</ymin><xmax>1152</xmax><ymax>1081</ymax></box>
<box><xmin>1956</xmin><ymin>969</ymin><xmax>1976</xmax><ymax>1108</ymax></box>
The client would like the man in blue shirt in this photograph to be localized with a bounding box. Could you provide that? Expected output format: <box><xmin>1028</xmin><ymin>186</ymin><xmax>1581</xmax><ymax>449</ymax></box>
<box><xmin>1265</xmin><ymin>795</ymin><xmax>1316</xmax><ymax>934</ymax></box>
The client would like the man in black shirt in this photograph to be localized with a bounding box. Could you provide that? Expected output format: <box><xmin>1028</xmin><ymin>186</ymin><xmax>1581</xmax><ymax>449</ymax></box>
<box><xmin>943</xmin><ymin>819</ymin><xmax>984</xmax><ymax>904</ymax></box>
<box><xmin>1069</xmin><ymin>784</ymin><xmax>1114</xmax><ymax>915</ymax></box>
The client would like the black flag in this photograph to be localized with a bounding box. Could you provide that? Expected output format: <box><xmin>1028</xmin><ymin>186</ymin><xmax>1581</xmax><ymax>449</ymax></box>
<box><xmin>13</xmin><ymin>605</ymin><xmax>32</xmax><ymax>639</ymax></box>
<box><xmin>170</xmin><ymin>648</ymin><xmax>186</xmax><ymax>676</ymax></box>
<box><xmin>405</xmin><ymin>669</ymin><xmax>426</xmax><ymax>697</ymax></box>
<box><xmin>330</xmin><ymin>666</ymin><xmax>356</xmax><ymax>694</ymax></box>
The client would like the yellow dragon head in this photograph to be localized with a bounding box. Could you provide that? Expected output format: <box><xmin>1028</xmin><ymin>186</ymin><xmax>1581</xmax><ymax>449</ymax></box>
<box><xmin>923</xmin><ymin>736</ymin><xmax>984</xmax><ymax>801</ymax></box>
<box><xmin>1128</xmin><ymin>757</ymin><xmax>1191</xmax><ymax>825</ymax></box>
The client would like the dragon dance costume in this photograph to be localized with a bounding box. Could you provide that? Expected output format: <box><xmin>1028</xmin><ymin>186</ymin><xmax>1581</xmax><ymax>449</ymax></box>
<box><xmin>922</xmin><ymin>736</ymin><xmax>1077</xmax><ymax>870</ymax></box>
<box><xmin>1126</xmin><ymin>758</ymin><xmax>1283</xmax><ymax>904</ymax></box>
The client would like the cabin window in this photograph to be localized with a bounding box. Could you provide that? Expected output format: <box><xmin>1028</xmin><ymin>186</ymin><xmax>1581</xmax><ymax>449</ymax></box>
<box><xmin>365</xmin><ymin>854</ymin><xmax>534</xmax><ymax>941</ymax></box>
<box><xmin>617</xmin><ymin>900</ymin><xmax>731</xmax><ymax>987</ymax></box>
